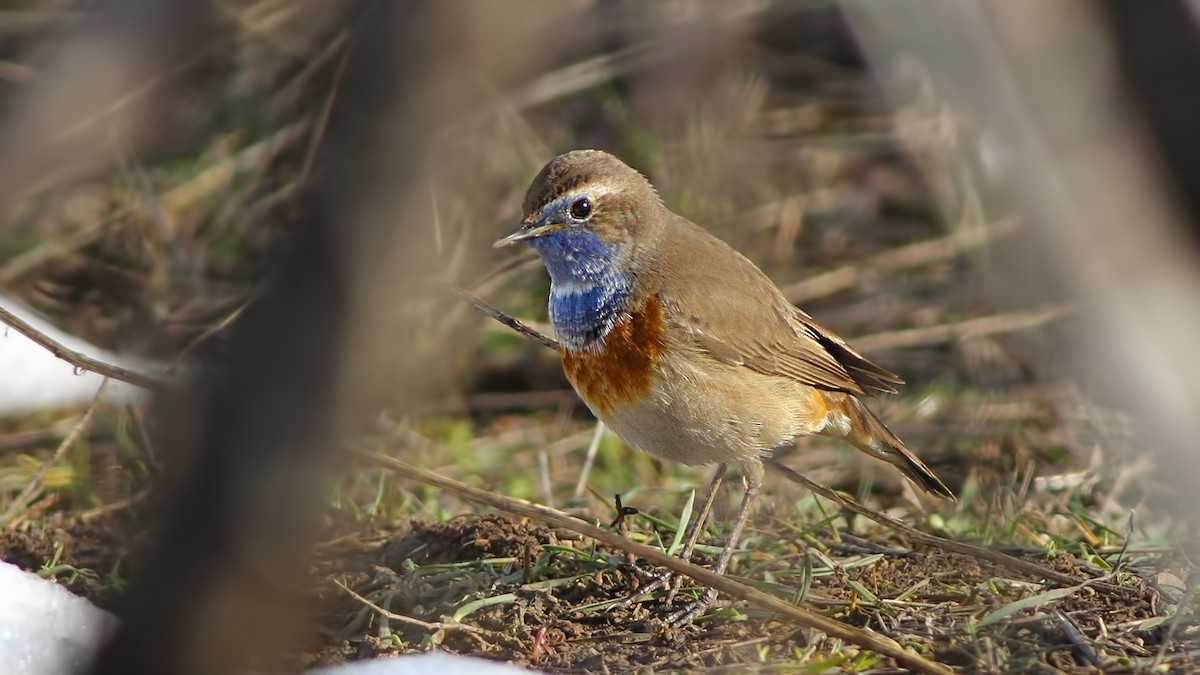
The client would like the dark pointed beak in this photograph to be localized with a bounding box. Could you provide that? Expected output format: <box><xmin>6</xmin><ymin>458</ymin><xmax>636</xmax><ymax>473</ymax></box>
<box><xmin>493</xmin><ymin>223</ymin><xmax>559</xmax><ymax>248</ymax></box>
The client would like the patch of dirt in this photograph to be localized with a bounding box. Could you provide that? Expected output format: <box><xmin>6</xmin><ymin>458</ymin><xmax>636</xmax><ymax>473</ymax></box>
<box><xmin>0</xmin><ymin>513</ymin><xmax>135</xmax><ymax>610</ymax></box>
<box><xmin>310</xmin><ymin>514</ymin><xmax>1200</xmax><ymax>673</ymax></box>
<box><xmin>381</xmin><ymin>514</ymin><xmax>555</xmax><ymax>568</ymax></box>
<box><xmin>313</xmin><ymin>515</ymin><xmax>793</xmax><ymax>672</ymax></box>
<box><xmin>2</xmin><ymin>505</ymin><xmax>1196</xmax><ymax>673</ymax></box>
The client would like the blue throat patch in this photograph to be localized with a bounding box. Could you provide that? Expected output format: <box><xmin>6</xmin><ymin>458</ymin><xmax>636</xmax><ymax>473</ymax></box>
<box><xmin>529</xmin><ymin>229</ymin><xmax>631</xmax><ymax>350</ymax></box>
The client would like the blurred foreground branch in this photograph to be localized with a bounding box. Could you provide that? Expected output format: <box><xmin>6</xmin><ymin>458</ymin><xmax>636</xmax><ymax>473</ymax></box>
<box><xmin>840</xmin><ymin>0</ymin><xmax>1200</xmax><ymax>506</ymax></box>
<box><xmin>63</xmin><ymin>1</ymin><xmax>463</xmax><ymax>672</ymax></box>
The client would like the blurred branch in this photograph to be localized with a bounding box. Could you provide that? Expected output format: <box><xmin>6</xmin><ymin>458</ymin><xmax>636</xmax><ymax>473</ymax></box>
<box><xmin>839</xmin><ymin>0</ymin><xmax>1200</xmax><ymax>502</ymax></box>
<box><xmin>782</xmin><ymin>218</ymin><xmax>1018</xmax><ymax>303</ymax></box>
<box><xmin>0</xmin><ymin>0</ymin><xmax>219</xmax><ymax>212</ymax></box>
<box><xmin>496</xmin><ymin>2</ymin><xmax>768</xmax><ymax>114</ymax></box>
<box><xmin>0</xmin><ymin>219</ymin><xmax>107</xmax><ymax>285</ymax></box>
<box><xmin>1096</xmin><ymin>0</ymin><xmax>1200</xmax><ymax>248</ymax></box>
<box><xmin>853</xmin><ymin>305</ymin><xmax>1072</xmax><ymax>353</ymax></box>
<box><xmin>77</xmin><ymin>0</ymin><xmax>563</xmax><ymax>670</ymax></box>
<box><xmin>456</xmin><ymin>287</ymin><xmax>558</xmax><ymax>350</ymax></box>
<box><xmin>80</xmin><ymin>0</ymin><xmax>432</xmax><ymax>672</ymax></box>
<box><xmin>0</xmin><ymin>305</ymin><xmax>161</xmax><ymax>389</ymax></box>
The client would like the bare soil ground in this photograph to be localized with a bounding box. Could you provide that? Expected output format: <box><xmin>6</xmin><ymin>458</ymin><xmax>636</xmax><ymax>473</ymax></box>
<box><xmin>281</xmin><ymin>513</ymin><xmax>1200</xmax><ymax>673</ymax></box>
<box><xmin>6</xmin><ymin>502</ymin><xmax>1195</xmax><ymax>673</ymax></box>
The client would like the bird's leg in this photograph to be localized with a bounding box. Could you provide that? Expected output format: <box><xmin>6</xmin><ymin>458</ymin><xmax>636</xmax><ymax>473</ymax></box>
<box><xmin>665</xmin><ymin>461</ymin><xmax>763</xmax><ymax>626</ymax></box>
<box><xmin>605</xmin><ymin>464</ymin><xmax>727</xmax><ymax>612</ymax></box>
<box><xmin>663</xmin><ymin>463</ymin><xmax>727</xmax><ymax>606</ymax></box>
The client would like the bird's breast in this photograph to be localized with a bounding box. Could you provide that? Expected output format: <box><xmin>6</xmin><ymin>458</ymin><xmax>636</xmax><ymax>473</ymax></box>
<box><xmin>560</xmin><ymin>294</ymin><xmax>667</xmax><ymax>415</ymax></box>
<box><xmin>549</xmin><ymin>278</ymin><xmax>629</xmax><ymax>349</ymax></box>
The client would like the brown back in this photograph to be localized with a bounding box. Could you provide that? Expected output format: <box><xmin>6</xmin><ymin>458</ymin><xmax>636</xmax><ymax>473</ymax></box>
<box><xmin>636</xmin><ymin>211</ymin><xmax>902</xmax><ymax>396</ymax></box>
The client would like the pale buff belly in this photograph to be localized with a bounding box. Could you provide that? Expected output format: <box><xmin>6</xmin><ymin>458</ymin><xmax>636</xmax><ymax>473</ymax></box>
<box><xmin>581</xmin><ymin>355</ymin><xmax>832</xmax><ymax>467</ymax></box>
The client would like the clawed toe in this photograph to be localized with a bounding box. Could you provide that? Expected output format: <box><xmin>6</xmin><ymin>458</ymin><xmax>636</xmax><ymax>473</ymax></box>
<box><xmin>605</xmin><ymin>565</ymin><xmax>672</xmax><ymax>613</ymax></box>
<box><xmin>603</xmin><ymin>563</ymin><xmax>725</xmax><ymax>626</ymax></box>
<box><xmin>663</xmin><ymin>588</ymin><xmax>720</xmax><ymax>626</ymax></box>
<box><xmin>663</xmin><ymin>568</ymin><xmax>689</xmax><ymax>607</ymax></box>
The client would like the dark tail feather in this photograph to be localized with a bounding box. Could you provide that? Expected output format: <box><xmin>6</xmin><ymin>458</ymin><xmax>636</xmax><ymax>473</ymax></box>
<box><xmin>822</xmin><ymin>394</ymin><xmax>955</xmax><ymax>500</ymax></box>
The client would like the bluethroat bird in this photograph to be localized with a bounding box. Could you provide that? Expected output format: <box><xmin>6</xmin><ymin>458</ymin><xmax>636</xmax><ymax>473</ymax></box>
<box><xmin>496</xmin><ymin>150</ymin><xmax>953</xmax><ymax>623</ymax></box>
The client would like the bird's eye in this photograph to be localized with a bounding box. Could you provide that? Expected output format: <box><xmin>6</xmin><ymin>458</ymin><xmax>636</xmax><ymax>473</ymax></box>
<box><xmin>569</xmin><ymin>197</ymin><xmax>593</xmax><ymax>220</ymax></box>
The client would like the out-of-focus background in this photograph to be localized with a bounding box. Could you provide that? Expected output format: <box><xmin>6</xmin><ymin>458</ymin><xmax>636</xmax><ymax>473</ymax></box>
<box><xmin>0</xmin><ymin>1</ymin><xmax>1197</xmax><ymax>672</ymax></box>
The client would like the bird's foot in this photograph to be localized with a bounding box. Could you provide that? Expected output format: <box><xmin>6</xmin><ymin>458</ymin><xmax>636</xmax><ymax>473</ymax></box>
<box><xmin>606</xmin><ymin>565</ymin><xmax>675</xmax><ymax>613</ymax></box>
<box><xmin>663</xmin><ymin>568</ymin><xmax>689</xmax><ymax>607</ymax></box>
<box><xmin>662</xmin><ymin>587</ymin><xmax>719</xmax><ymax>626</ymax></box>
<box><xmin>606</xmin><ymin>563</ymin><xmax>720</xmax><ymax>622</ymax></box>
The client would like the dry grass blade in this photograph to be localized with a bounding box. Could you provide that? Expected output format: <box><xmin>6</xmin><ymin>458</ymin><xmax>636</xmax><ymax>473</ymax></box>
<box><xmin>0</xmin><ymin>305</ymin><xmax>161</xmax><ymax>389</ymax></box>
<box><xmin>0</xmin><ymin>219</ymin><xmax>108</xmax><ymax>285</ymax></box>
<box><xmin>0</xmin><ymin>10</ymin><xmax>73</xmax><ymax>32</ymax></box>
<box><xmin>765</xmin><ymin>459</ymin><xmax>1134</xmax><ymax>596</ymax></box>
<box><xmin>572</xmin><ymin>421</ymin><xmax>606</xmax><ymax>499</ymax></box>
<box><xmin>0</xmin><ymin>59</ymin><xmax>34</xmax><ymax>83</ymax></box>
<box><xmin>976</xmin><ymin>582</ymin><xmax>1090</xmax><ymax>629</ymax></box>
<box><xmin>458</xmin><ymin>260</ymin><xmax>1065</xmax><ymax>359</ymax></box>
<box><xmin>332</xmin><ymin>579</ymin><xmax>507</xmax><ymax>650</ymax></box>
<box><xmin>349</xmin><ymin>447</ymin><xmax>954</xmax><ymax>675</ymax></box>
<box><xmin>161</xmin><ymin>121</ymin><xmax>311</xmax><ymax>216</ymax></box>
<box><xmin>501</xmin><ymin>2</ymin><xmax>769</xmax><ymax>113</ymax></box>
<box><xmin>851</xmin><ymin>306</ymin><xmax>1073</xmax><ymax>353</ymax></box>
<box><xmin>168</xmin><ymin>300</ymin><xmax>250</xmax><ymax>371</ymax></box>
<box><xmin>0</xmin><ymin>428</ymin><xmax>73</xmax><ymax>455</ymax></box>
<box><xmin>782</xmin><ymin>219</ymin><xmax>1019</xmax><ymax>304</ymax></box>
<box><xmin>1</xmin><ymin>379</ymin><xmax>107</xmax><ymax>528</ymax></box>
<box><xmin>463</xmin><ymin>251</ymin><xmax>543</xmax><ymax>295</ymax></box>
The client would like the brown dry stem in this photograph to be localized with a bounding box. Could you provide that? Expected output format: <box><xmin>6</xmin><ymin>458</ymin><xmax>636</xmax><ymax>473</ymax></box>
<box><xmin>349</xmin><ymin>446</ymin><xmax>954</xmax><ymax>675</ymax></box>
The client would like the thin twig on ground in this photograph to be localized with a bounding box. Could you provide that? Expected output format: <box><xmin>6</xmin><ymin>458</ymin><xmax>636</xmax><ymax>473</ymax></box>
<box><xmin>1055</xmin><ymin>609</ymin><xmax>1104</xmax><ymax>668</ymax></box>
<box><xmin>0</xmin><ymin>306</ymin><xmax>162</xmax><ymax>389</ymax></box>
<box><xmin>764</xmin><ymin>459</ymin><xmax>1134</xmax><ymax>597</ymax></box>
<box><xmin>78</xmin><ymin>490</ymin><xmax>149</xmax><ymax>523</ymax></box>
<box><xmin>348</xmin><ymin>446</ymin><xmax>954</xmax><ymax>675</ymax></box>
<box><xmin>333</xmin><ymin>578</ymin><xmax>508</xmax><ymax>650</ymax></box>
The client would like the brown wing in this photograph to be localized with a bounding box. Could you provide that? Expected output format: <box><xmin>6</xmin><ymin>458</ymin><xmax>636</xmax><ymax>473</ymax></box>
<box><xmin>788</xmin><ymin>307</ymin><xmax>903</xmax><ymax>394</ymax></box>
<box><xmin>648</xmin><ymin>215</ymin><xmax>902</xmax><ymax>396</ymax></box>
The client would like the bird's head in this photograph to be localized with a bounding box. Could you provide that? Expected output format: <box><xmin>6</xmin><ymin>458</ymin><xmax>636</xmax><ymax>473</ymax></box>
<box><xmin>494</xmin><ymin>150</ymin><xmax>661</xmax><ymax>284</ymax></box>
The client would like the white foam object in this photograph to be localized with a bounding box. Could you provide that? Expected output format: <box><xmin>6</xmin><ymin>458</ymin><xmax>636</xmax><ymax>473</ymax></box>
<box><xmin>0</xmin><ymin>561</ymin><xmax>118</xmax><ymax>674</ymax></box>
<box><xmin>0</xmin><ymin>561</ymin><xmax>540</xmax><ymax>675</ymax></box>
<box><xmin>0</xmin><ymin>296</ymin><xmax>155</xmax><ymax>416</ymax></box>
<box><xmin>308</xmin><ymin>653</ymin><xmax>539</xmax><ymax>675</ymax></box>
